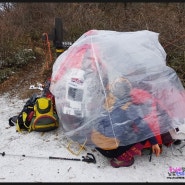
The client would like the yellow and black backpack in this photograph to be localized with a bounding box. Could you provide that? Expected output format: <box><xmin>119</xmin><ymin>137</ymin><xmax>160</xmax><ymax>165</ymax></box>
<box><xmin>10</xmin><ymin>93</ymin><xmax>59</xmax><ymax>132</ymax></box>
<box><xmin>29</xmin><ymin>96</ymin><xmax>59</xmax><ymax>132</ymax></box>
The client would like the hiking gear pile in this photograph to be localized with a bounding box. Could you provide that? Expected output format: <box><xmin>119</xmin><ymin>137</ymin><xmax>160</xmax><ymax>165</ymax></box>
<box><xmin>9</xmin><ymin>79</ymin><xmax>59</xmax><ymax>132</ymax></box>
<box><xmin>49</xmin><ymin>29</ymin><xmax>185</xmax><ymax>150</ymax></box>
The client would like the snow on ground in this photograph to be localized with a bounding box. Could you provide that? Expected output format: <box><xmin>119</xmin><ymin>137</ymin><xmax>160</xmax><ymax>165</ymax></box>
<box><xmin>0</xmin><ymin>93</ymin><xmax>185</xmax><ymax>182</ymax></box>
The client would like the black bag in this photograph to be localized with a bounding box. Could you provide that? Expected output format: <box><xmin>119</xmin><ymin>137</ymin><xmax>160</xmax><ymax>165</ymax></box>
<box><xmin>9</xmin><ymin>93</ymin><xmax>38</xmax><ymax>132</ymax></box>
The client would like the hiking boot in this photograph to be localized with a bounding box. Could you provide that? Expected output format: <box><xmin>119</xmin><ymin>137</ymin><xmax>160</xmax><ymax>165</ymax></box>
<box><xmin>110</xmin><ymin>156</ymin><xmax>134</xmax><ymax>168</ymax></box>
<box><xmin>110</xmin><ymin>152</ymin><xmax>134</xmax><ymax>168</ymax></box>
<box><xmin>126</xmin><ymin>143</ymin><xmax>144</xmax><ymax>157</ymax></box>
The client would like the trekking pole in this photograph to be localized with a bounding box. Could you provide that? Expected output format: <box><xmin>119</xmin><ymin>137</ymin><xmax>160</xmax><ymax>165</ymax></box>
<box><xmin>0</xmin><ymin>152</ymin><xmax>96</xmax><ymax>164</ymax></box>
<box><xmin>148</xmin><ymin>147</ymin><xmax>153</xmax><ymax>162</ymax></box>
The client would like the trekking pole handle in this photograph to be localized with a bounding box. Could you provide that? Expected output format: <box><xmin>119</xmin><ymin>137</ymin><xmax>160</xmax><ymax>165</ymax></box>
<box><xmin>0</xmin><ymin>152</ymin><xmax>5</xmax><ymax>156</ymax></box>
<box><xmin>49</xmin><ymin>153</ymin><xmax>96</xmax><ymax>164</ymax></box>
<box><xmin>82</xmin><ymin>153</ymin><xmax>96</xmax><ymax>164</ymax></box>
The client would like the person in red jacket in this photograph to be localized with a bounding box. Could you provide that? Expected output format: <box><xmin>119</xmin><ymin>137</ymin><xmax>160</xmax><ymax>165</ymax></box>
<box><xmin>91</xmin><ymin>76</ymin><xmax>168</xmax><ymax>168</ymax></box>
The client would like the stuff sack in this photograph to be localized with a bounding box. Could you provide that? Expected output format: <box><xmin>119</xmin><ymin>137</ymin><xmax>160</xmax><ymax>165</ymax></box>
<box><xmin>29</xmin><ymin>97</ymin><xmax>59</xmax><ymax>132</ymax></box>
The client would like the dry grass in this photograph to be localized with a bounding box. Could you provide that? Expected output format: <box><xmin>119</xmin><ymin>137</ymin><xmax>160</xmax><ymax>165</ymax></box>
<box><xmin>0</xmin><ymin>57</ymin><xmax>50</xmax><ymax>99</ymax></box>
<box><xmin>0</xmin><ymin>2</ymin><xmax>185</xmax><ymax>93</ymax></box>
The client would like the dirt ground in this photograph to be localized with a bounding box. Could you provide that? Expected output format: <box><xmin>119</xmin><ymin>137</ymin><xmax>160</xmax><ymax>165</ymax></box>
<box><xmin>0</xmin><ymin>59</ymin><xmax>53</xmax><ymax>99</ymax></box>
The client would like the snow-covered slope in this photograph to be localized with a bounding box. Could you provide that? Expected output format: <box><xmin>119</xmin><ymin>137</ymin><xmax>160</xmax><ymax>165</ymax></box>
<box><xmin>0</xmin><ymin>93</ymin><xmax>185</xmax><ymax>182</ymax></box>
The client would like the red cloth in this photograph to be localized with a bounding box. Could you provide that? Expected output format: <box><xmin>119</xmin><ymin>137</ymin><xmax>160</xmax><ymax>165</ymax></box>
<box><xmin>130</xmin><ymin>88</ymin><xmax>162</xmax><ymax>148</ymax></box>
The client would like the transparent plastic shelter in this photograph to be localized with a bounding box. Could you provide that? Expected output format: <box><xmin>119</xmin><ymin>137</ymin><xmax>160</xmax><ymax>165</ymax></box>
<box><xmin>50</xmin><ymin>30</ymin><xmax>185</xmax><ymax>149</ymax></box>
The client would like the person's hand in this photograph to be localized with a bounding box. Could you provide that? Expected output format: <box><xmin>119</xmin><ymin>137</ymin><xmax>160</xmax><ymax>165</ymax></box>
<box><xmin>152</xmin><ymin>144</ymin><xmax>161</xmax><ymax>157</ymax></box>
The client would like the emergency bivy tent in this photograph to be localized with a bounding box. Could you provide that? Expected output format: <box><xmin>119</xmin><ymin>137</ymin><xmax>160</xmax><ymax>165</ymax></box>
<box><xmin>50</xmin><ymin>30</ymin><xmax>185</xmax><ymax>150</ymax></box>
